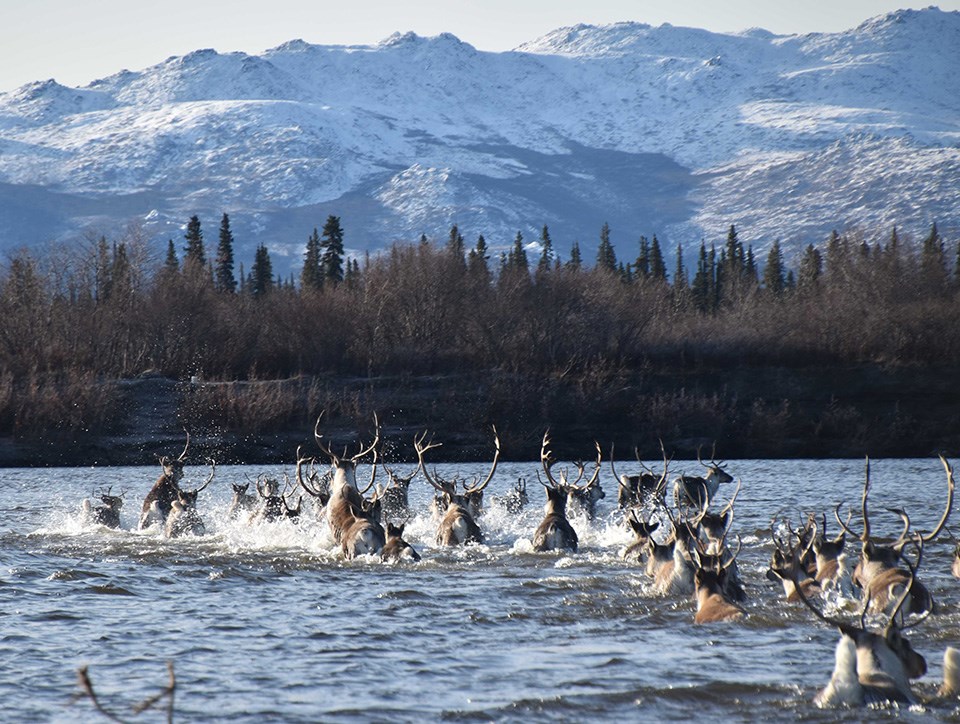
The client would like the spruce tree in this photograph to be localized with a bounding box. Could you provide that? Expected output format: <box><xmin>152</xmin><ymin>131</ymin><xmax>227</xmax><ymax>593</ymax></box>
<box><xmin>95</xmin><ymin>236</ymin><xmax>112</xmax><ymax>302</ymax></box>
<box><xmin>509</xmin><ymin>231</ymin><xmax>529</xmax><ymax>272</ymax></box>
<box><xmin>691</xmin><ymin>242</ymin><xmax>711</xmax><ymax>312</ymax></box>
<box><xmin>468</xmin><ymin>235</ymin><xmax>491</xmax><ymax>281</ymax></box>
<box><xmin>745</xmin><ymin>245</ymin><xmax>758</xmax><ymax>284</ymax></box>
<box><xmin>596</xmin><ymin>222</ymin><xmax>617</xmax><ymax>272</ymax></box>
<box><xmin>797</xmin><ymin>244</ymin><xmax>823</xmax><ymax>293</ymax></box>
<box><xmin>301</xmin><ymin>227</ymin><xmax>323</xmax><ymax>291</ymax></box>
<box><xmin>825</xmin><ymin>230</ymin><xmax>846</xmax><ymax>283</ymax></box>
<box><xmin>635</xmin><ymin>236</ymin><xmax>650</xmax><ymax>278</ymax></box>
<box><xmin>215</xmin><ymin>213</ymin><xmax>237</xmax><ymax>293</ymax></box>
<box><xmin>763</xmin><ymin>240</ymin><xmax>785</xmax><ymax>296</ymax></box>
<box><xmin>183</xmin><ymin>215</ymin><xmax>205</xmax><ymax>268</ymax></box>
<box><xmin>251</xmin><ymin>244</ymin><xmax>273</xmax><ymax>298</ymax></box>
<box><xmin>164</xmin><ymin>239</ymin><xmax>179</xmax><ymax>274</ymax></box>
<box><xmin>920</xmin><ymin>221</ymin><xmax>947</xmax><ymax>291</ymax></box>
<box><xmin>447</xmin><ymin>224</ymin><xmax>466</xmax><ymax>268</ymax></box>
<box><xmin>673</xmin><ymin>243</ymin><xmax>687</xmax><ymax>291</ymax></box>
<box><xmin>649</xmin><ymin>235</ymin><xmax>667</xmax><ymax>281</ymax></box>
<box><xmin>320</xmin><ymin>215</ymin><xmax>345</xmax><ymax>285</ymax></box>
<box><xmin>567</xmin><ymin>241</ymin><xmax>582</xmax><ymax>270</ymax></box>
<box><xmin>537</xmin><ymin>225</ymin><xmax>554</xmax><ymax>274</ymax></box>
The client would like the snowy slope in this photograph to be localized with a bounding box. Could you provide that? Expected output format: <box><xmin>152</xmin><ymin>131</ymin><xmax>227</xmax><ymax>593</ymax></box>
<box><xmin>0</xmin><ymin>7</ymin><xmax>957</xmax><ymax>271</ymax></box>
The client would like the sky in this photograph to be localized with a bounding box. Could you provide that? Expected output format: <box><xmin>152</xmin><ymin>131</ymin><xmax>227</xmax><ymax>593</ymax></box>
<box><xmin>3</xmin><ymin>1</ymin><xmax>959</xmax><ymax>93</ymax></box>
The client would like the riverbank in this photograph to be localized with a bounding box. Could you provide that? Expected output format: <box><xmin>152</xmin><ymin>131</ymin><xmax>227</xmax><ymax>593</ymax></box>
<box><xmin>1</xmin><ymin>363</ymin><xmax>957</xmax><ymax>467</ymax></box>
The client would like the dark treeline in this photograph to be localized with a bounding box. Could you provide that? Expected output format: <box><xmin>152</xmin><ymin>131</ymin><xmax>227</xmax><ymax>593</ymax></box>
<box><xmin>1</xmin><ymin>213</ymin><xmax>959</xmax><ymax>461</ymax></box>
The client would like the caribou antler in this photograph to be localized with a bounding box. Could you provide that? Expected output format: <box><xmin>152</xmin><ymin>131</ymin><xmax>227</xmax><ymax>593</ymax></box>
<box><xmin>414</xmin><ymin>430</ymin><xmax>451</xmax><ymax>494</ymax></box>
<box><xmin>194</xmin><ymin>459</ymin><xmax>216</xmax><ymax>492</ymax></box>
<box><xmin>566</xmin><ymin>441</ymin><xmax>602</xmax><ymax>491</ymax></box>
<box><xmin>463</xmin><ymin>425</ymin><xmax>500</xmax><ymax>494</ymax></box>
<box><xmin>178</xmin><ymin>429</ymin><xmax>190</xmax><ymax>462</ymax></box>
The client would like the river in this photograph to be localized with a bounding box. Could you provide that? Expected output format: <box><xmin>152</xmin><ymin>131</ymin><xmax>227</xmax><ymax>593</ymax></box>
<box><xmin>2</xmin><ymin>458</ymin><xmax>959</xmax><ymax>721</ymax></box>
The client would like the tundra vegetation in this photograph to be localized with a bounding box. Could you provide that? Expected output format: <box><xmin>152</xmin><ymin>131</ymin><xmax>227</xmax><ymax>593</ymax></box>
<box><xmin>0</xmin><ymin>216</ymin><xmax>958</xmax><ymax>460</ymax></box>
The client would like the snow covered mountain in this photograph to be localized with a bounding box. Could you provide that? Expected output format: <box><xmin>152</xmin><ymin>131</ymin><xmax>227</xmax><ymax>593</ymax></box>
<box><xmin>0</xmin><ymin>7</ymin><xmax>958</xmax><ymax>272</ymax></box>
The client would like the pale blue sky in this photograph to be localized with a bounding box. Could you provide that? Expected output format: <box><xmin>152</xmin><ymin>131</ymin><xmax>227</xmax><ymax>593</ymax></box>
<box><xmin>3</xmin><ymin>1</ymin><xmax>958</xmax><ymax>92</ymax></box>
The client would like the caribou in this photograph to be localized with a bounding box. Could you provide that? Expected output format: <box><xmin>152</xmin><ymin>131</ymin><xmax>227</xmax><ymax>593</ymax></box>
<box><xmin>672</xmin><ymin>445</ymin><xmax>734</xmax><ymax>513</ymax></box>
<box><xmin>414</xmin><ymin>426</ymin><xmax>500</xmax><ymax>546</ymax></box>
<box><xmin>250</xmin><ymin>475</ymin><xmax>301</xmax><ymax>523</ymax></box>
<box><xmin>81</xmin><ymin>487</ymin><xmax>124</xmax><ymax>529</ymax></box>
<box><xmin>835</xmin><ymin>456</ymin><xmax>953</xmax><ymax>615</ymax></box>
<box><xmin>381</xmin><ymin>522</ymin><xmax>421</xmax><ymax>563</ymax></box>
<box><xmin>533</xmin><ymin>433</ymin><xmax>579</xmax><ymax>553</ymax></box>
<box><xmin>310</xmin><ymin>412</ymin><xmax>381</xmax><ymax>548</ymax></box>
<box><xmin>164</xmin><ymin>462</ymin><xmax>215</xmax><ymax>538</ymax></box>
<box><xmin>139</xmin><ymin>432</ymin><xmax>191</xmax><ymax>530</ymax></box>
<box><xmin>812</xmin><ymin>509</ymin><xmax>850</xmax><ymax>589</ymax></box>
<box><xmin>227</xmin><ymin>482</ymin><xmax>258</xmax><ymax>519</ymax></box>
<box><xmin>767</xmin><ymin>516</ymin><xmax>823</xmax><ymax>603</ymax></box>
<box><xmin>379</xmin><ymin>465</ymin><xmax>418</xmax><ymax>520</ymax></box>
<box><xmin>498</xmin><ymin>477</ymin><xmax>529</xmax><ymax>514</ymax></box>
<box><xmin>793</xmin><ymin>537</ymin><xmax>929</xmax><ymax>707</ymax></box>
<box><xmin>622</xmin><ymin>512</ymin><xmax>659</xmax><ymax>562</ymax></box>
<box><xmin>610</xmin><ymin>442</ymin><xmax>670</xmax><ymax>512</ymax></box>
<box><xmin>340</xmin><ymin>494</ymin><xmax>386</xmax><ymax>559</ymax></box>
<box><xmin>647</xmin><ymin>510</ymin><xmax>698</xmax><ymax>596</ymax></box>
<box><xmin>294</xmin><ymin>449</ymin><xmax>333</xmax><ymax>520</ymax></box>
<box><xmin>690</xmin><ymin>536</ymin><xmax>746</xmax><ymax>624</ymax></box>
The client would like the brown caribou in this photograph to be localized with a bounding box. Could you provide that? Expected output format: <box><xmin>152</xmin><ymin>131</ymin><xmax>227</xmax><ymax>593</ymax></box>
<box><xmin>610</xmin><ymin>441</ymin><xmax>670</xmax><ymax>511</ymax></box>
<box><xmin>690</xmin><ymin>535</ymin><xmax>746</xmax><ymax>624</ymax></box>
<box><xmin>672</xmin><ymin>444</ymin><xmax>734</xmax><ymax>513</ymax></box>
<box><xmin>533</xmin><ymin>432</ymin><xmax>579</xmax><ymax>553</ymax></box>
<box><xmin>139</xmin><ymin>432</ymin><xmax>191</xmax><ymax>530</ymax></box>
<box><xmin>164</xmin><ymin>461</ymin><xmax>216</xmax><ymax>538</ymax></box>
<box><xmin>415</xmin><ymin>426</ymin><xmax>499</xmax><ymax>546</ymax></box>
<box><xmin>310</xmin><ymin>412</ymin><xmax>381</xmax><ymax>548</ymax></box>
<box><xmin>81</xmin><ymin>487</ymin><xmax>124</xmax><ymax>529</ymax></box>
<box><xmin>381</xmin><ymin>522</ymin><xmax>421</xmax><ymax>563</ymax></box>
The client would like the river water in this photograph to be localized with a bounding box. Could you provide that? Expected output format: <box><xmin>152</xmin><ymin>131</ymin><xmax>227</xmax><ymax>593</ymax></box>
<box><xmin>3</xmin><ymin>458</ymin><xmax>960</xmax><ymax>722</ymax></box>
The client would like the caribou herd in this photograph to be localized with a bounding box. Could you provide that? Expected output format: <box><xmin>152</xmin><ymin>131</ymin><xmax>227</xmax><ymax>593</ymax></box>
<box><xmin>78</xmin><ymin>414</ymin><xmax>960</xmax><ymax>709</ymax></box>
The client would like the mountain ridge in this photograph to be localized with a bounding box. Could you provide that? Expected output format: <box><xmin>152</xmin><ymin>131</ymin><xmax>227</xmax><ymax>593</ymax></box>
<box><xmin>0</xmin><ymin>7</ymin><xmax>957</xmax><ymax>272</ymax></box>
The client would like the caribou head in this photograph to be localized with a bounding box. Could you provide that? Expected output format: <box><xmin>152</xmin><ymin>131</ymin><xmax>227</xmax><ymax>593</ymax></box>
<box><xmin>228</xmin><ymin>482</ymin><xmax>258</xmax><ymax>518</ymax></box>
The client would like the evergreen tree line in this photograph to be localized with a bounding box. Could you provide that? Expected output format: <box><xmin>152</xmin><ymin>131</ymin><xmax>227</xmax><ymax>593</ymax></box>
<box><xmin>1</xmin><ymin>214</ymin><xmax>958</xmax><ymax>389</ymax></box>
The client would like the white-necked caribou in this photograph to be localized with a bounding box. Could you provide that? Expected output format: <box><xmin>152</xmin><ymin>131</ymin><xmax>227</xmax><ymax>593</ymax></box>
<box><xmin>310</xmin><ymin>412</ymin><xmax>384</xmax><ymax>557</ymax></box>
<box><xmin>415</xmin><ymin>426</ymin><xmax>500</xmax><ymax>546</ymax></box>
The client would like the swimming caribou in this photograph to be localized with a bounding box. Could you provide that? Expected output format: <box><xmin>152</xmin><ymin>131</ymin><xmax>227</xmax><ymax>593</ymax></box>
<box><xmin>793</xmin><ymin>537</ymin><xmax>930</xmax><ymax>707</ymax></box>
<box><xmin>532</xmin><ymin>432</ymin><xmax>580</xmax><ymax>553</ymax></box>
<box><xmin>139</xmin><ymin>431</ymin><xmax>191</xmax><ymax>530</ymax></box>
<box><xmin>81</xmin><ymin>487</ymin><xmax>125</xmax><ymax>529</ymax></box>
<box><xmin>310</xmin><ymin>412</ymin><xmax>384</xmax><ymax>556</ymax></box>
<box><xmin>414</xmin><ymin>426</ymin><xmax>500</xmax><ymax>546</ymax></box>
<box><xmin>834</xmin><ymin>455</ymin><xmax>954</xmax><ymax>615</ymax></box>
